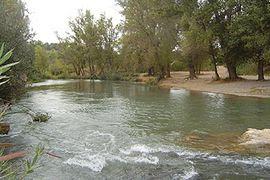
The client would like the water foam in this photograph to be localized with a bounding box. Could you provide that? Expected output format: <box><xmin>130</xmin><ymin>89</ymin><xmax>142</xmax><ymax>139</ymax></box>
<box><xmin>65</xmin><ymin>154</ymin><xmax>107</xmax><ymax>172</ymax></box>
<box><xmin>64</xmin><ymin>138</ymin><xmax>270</xmax><ymax>173</ymax></box>
<box><xmin>126</xmin><ymin>155</ymin><xmax>159</xmax><ymax>165</ymax></box>
<box><xmin>122</xmin><ymin>144</ymin><xmax>270</xmax><ymax>169</ymax></box>
<box><xmin>120</xmin><ymin>144</ymin><xmax>173</xmax><ymax>155</ymax></box>
<box><xmin>181</xmin><ymin>166</ymin><xmax>199</xmax><ymax>180</ymax></box>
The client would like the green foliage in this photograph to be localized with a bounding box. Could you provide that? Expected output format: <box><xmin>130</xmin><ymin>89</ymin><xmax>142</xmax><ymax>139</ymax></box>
<box><xmin>31</xmin><ymin>113</ymin><xmax>50</xmax><ymax>123</ymax></box>
<box><xmin>118</xmin><ymin>0</ymin><xmax>179</xmax><ymax>78</ymax></box>
<box><xmin>145</xmin><ymin>77</ymin><xmax>158</xmax><ymax>86</ymax></box>
<box><xmin>237</xmin><ymin>62</ymin><xmax>257</xmax><ymax>75</ymax></box>
<box><xmin>22</xmin><ymin>0</ymin><xmax>270</xmax><ymax>82</ymax></box>
<box><xmin>31</xmin><ymin>43</ymin><xmax>70</xmax><ymax>81</ymax></box>
<box><xmin>57</xmin><ymin>10</ymin><xmax>119</xmax><ymax>78</ymax></box>
<box><xmin>0</xmin><ymin>149</ymin><xmax>16</xmax><ymax>179</ymax></box>
<box><xmin>0</xmin><ymin>145</ymin><xmax>44</xmax><ymax>179</ymax></box>
<box><xmin>0</xmin><ymin>43</ymin><xmax>19</xmax><ymax>86</ymax></box>
<box><xmin>34</xmin><ymin>45</ymin><xmax>49</xmax><ymax>76</ymax></box>
<box><xmin>0</xmin><ymin>0</ymin><xmax>34</xmax><ymax>99</ymax></box>
<box><xmin>171</xmin><ymin>61</ymin><xmax>187</xmax><ymax>71</ymax></box>
<box><xmin>23</xmin><ymin>145</ymin><xmax>44</xmax><ymax>176</ymax></box>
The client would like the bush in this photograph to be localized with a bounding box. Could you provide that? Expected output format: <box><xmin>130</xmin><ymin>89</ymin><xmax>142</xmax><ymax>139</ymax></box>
<box><xmin>145</xmin><ymin>77</ymin><xmax>158</xmax><ymax>86</ymax></box>
<box><xmin>237</xmin><ymin>62</ymin><xmax>257</xmax><ymax>75</ymax></box>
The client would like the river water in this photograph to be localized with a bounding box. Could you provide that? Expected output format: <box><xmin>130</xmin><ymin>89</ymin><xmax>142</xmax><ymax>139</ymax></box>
<box><xmin>5</xmin><ymin>80</ymin><xmax>270</xmax><ymax>179</ymax></box>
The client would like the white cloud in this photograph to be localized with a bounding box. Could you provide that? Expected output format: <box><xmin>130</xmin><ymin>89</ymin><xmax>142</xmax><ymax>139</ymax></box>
<box><xmin>23</xmin><ymin>0</ymin><xmax>122</xmax><ymax>43</ymax></box>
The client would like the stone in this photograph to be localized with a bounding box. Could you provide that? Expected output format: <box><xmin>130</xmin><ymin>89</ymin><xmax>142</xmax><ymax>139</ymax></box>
<box><xmin>0</xmin><ymin>123</ymin><xmax>10</xmax><ymax>135</ymax></box>
<box><xmin>239</xmin><ymin>128</ymin><xmax>270</xmax><ymax>148</ymax></box>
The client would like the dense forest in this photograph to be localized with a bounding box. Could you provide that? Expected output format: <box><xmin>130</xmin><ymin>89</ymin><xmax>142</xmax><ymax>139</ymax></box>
<box><xmin>1</xmin><ymin>0</ymin><xmax>270</xmax><ymax>99</ymax></box>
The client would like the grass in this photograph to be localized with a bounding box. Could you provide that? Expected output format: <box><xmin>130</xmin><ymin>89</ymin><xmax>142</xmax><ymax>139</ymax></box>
<box><xmin>0</xmin><ymin>145</ymin><xmax>44</xmax><ymax>179</ymax></box>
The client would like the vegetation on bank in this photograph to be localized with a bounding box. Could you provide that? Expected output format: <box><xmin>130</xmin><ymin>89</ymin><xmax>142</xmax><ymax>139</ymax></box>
<box><xmin>0</xmin><ymin>43</ymin><xmax>45</xmax><ymax>178</ymax></box>
<box><xmin>0</xmin><ymin>0</ymin><xmax>34</xmax><ymax>100</ymax></box>
<box><xmin>0</xmin><ymin>0</ymin><xmax>270</xmax><ymax>99</ymax></box>
<box><xmin>30</xmin><ymin>0</ymin><xmax>270</xmax><ymax>85</ymax></box>
<box><xmin>0</xmin><ymin>145</ymin><xmax>44</xmax><ymax>179</ymax></box>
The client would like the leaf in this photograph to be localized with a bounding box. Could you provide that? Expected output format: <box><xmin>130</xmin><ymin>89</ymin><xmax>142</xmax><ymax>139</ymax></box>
<box><xmin>0</xmin><ymin>80</ymin><xmax>9</xmax><ymax>86</ymax></box>
<box><xmin>26</xmin><ymin>160</ymin><xmax>31</xmax><ymax>169</ymax></box>
<box><xmin>0</xmin><ymin>67</ymin><xmax>11</xmax><ymax>75</ymax></box>
<box><xmin>0</xmin><ymin>76</ymin><xmax>8</xmax><ymax>80</ymax></box>
<box><xmin>0</xmin><ymin>50</ymin><xmax>13</xmax><ymax>65</ymax></box>
<box><xmin>0</xmin><ymin>43</ymin><xmax>4</xmax><ymax>58</ymax></box>
<box><xmin>0</xmin><ymin>151</ymin><xmax>26</xmax><ymax>161</ymax></box>
<box><xmin>0</xmin><ymin>61</ymin><xmax>20</xmax><ymax>74</ymax></box>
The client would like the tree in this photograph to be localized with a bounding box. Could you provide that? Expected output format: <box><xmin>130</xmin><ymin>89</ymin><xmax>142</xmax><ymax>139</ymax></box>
<box><xmin>196</xmin><ymin>1</ymin><xmax>221</xmax><ymax>80</ymax></box>
<box><xmin>118</xmin><ymin>0</ymin><xmax>179</xmax><ymax>79</ymax></box>
<box><xmin>205</xmin><ymin>0</ymin><xmax>245</xmax><ymax>80</ymax></box>
<box><xmin>181</xmin><ymin>19</ymin><xmax>209</xmax><ymax>79</ymax></box>
<box><xmin>34</xmin><ymin>45</ymin><xmax>49</xmax><ymax>76</ymax></box>
<box><xmin>236</xmin><ymin>0</ymin><xmax>270</xmax><ymax>81</ymax></box>
<box><xmin>0</xmin><ymin>0</ymin><xmax>34</xmax><ymax>99</ymax></box>
<box><xmin>59</xmin><ymin>10</ymin><xmax>119</xmax><ymax>78</ymax></box>
<box><xmin>179</xmin><ymin>0</ymin><xmax>210</xmax><ymax>79</ymax></box>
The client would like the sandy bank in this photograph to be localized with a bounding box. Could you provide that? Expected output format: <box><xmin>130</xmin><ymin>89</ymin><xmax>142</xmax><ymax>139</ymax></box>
<box><xmin>158</xmin><ymin>67</ymin><xmax>270</xmax><ymax>98</ymax></box>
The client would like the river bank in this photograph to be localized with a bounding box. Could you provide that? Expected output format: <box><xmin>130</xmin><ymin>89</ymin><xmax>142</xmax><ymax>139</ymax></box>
<box><xmin>30</xmin><ymin>66</ymin><xmax>270</xmax><ymax>98</ymax></box>
<box><xmin>158</xmin><ymin>67</ymin><xmax>270</xmax><ymax>98</ymax></box>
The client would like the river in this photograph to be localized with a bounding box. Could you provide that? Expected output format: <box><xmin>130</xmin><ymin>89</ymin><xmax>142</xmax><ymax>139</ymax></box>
<box><xmin>5</xmin><ymin>80</ymin><xmax>270</xmax><ymax>179</ymax></box>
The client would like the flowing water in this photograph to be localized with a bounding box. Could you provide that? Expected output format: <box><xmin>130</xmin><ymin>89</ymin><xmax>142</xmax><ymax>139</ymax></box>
<box><xmin>4</xmin><ymin>80</ymin><xmax>270</xmax><ymax>179</ymax></box>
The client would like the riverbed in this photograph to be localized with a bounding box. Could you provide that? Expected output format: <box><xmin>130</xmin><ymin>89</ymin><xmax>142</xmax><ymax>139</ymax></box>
<box><xmin>5</xmin><ymin>80</ymin><xmax>270</xmax><ymax>179</ymax></box>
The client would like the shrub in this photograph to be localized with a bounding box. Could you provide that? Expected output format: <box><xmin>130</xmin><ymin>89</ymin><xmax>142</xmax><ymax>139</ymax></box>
<box><xmin>0</xmin><ymin>43</ymin><xmax>19</xmax><ymax>86</ymax></box>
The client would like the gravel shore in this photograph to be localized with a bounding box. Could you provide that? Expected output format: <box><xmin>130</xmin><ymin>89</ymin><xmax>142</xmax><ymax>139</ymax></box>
<box><xmin>159</xmin><ymin>67</ymin><xmax>270</xmax><ymax>98</ymax></box>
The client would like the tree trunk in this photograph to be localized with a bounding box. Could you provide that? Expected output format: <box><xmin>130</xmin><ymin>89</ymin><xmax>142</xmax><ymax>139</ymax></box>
<box><xmin>148</xmin><ymin>67</ymin><xmax>154</xmax><ymax>76</ymax></box>
<box><xmin>188</xmin><ymin>60</ymin><xmax>197</xmax><ymax>79</ymax></box>
<box><xmin>166</xmin><ymin>63</ymin><xmax>171</xmax><ymax>78</ymax></box>
<box><xmin>72</xmin><ymin>64</ymin><xmax>80</xmax><ymax>76</ymax></box>
<box><xmin>157</xmin><ymin>66</ymin><xmax>166</xmax><ymax>81</ymax></box>
<box><xmin>258</xmin><ymin>55</ymin><xmax>265</xmax><ymax>81</ymax></box>
<box><xmin>209</xmin><ymin>44</ymin><xmax>220</xmax><ymax>80</ymax></box>
<box><xmin>226</xmin><ymin>63</ymin><xmax>238</xmax><ymax>80</ymax></box>
<box><xmin>213</xmin><ymin>62</ymin><xmax>220</xmax><ymax>80</ymax></box>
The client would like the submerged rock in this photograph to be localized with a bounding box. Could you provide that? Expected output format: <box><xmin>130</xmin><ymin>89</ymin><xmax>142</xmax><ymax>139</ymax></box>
<box><xmin>32</xmin><ymin>113</ymin><xmax>50</xmax><ymax>122</ymax></box>
<box><xmin>0</xmin><ymin>123</ymin><xmax>10</xmax><ymax>135</ymax></box>
<box><xmin>182</xmin><ymin>131</ymin><xmax>242</xmax><ymax>153</ymax></box>
<box><xmin>240</xmin><ymin>128</ymin><xmax>270</xmax><ymax>150</ymax></box>
<box><xmin>183</xmin><ymin>129</ymin><xmax>270</xmax><ymax>155</ymax></box>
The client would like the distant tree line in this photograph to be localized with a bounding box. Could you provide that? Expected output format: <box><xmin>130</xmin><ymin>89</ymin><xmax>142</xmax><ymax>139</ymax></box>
<box><xmin>1</xmin><ymin>0</ymin><xmax>270</xmax><ymax>99</ymax></box>
<box><xmin>48</xmin><ymin>0</ymin><xmax>269</xmax><ymax>81</ymax></box>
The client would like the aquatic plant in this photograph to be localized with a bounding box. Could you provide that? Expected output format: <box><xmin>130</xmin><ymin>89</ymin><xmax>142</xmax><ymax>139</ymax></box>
<box><xmin>0</xmin><ymin>145</ymin><xmax>44</xmax><ymax>179</ymax></box>
<box><xmin>0</xmin><ymin>98</ymin><xmax>51</xmax><ymax>123</ymax></box>
<box><xmin>22</xmin><ymin>145</ymin><xmax>44</xmax><ymax>177</ymax></box>
<box><xmin>31</xmin><ymin>113</ymin><xmax>51</xmax><ymax>123</ymax></box>
<box><xmin>146</xmin><ymin>77</ymin><xmax>158</xmax><ymax>86</ymax></box>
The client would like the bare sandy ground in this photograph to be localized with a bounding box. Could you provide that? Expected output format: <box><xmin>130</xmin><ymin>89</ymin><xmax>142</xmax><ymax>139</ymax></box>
<box><xmin>158</xmin><ymin>66</ymin><xmax>270</xmax><ymax>98</ymax></box>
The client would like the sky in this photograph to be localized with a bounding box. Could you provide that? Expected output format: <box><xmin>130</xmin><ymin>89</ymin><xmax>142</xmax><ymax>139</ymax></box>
<box><xmin>22</xmin><ymin>0</ymin><xmax>122</xmax><ymax>43</ymax></box>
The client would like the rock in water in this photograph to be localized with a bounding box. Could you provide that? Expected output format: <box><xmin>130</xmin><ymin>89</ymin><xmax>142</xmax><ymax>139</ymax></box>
<box><xmin>0</xmin><ymin>123</ymin><xmax>10</xmax><ymax>135</ymax></box>
<box><xmin>240</xmin><ymin>128</ymin><xmax>270</xmax><ymax>150</ymax></box>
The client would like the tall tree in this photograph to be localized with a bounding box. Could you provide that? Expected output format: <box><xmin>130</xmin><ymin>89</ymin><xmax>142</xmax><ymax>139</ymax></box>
<box><xmin>0</xmin><ymin>0</ymin><xmax>34</xmax><ymax>99</ymax></box>
<box><xmin>207</xmin><ymin>0</ymin><xmax>245</xmax><ymax>80</ymax></box>
<box><xmin>59</xmin><ymin>10</ymin><xmax>119</xmax><ymax>78</ymax></box>
<box><xmin>236</xmin><ymin>0</ymin><xmax>270</xmax><ymax>80</ymax></box>
<box><xmin>118</xmin><ymin>0</ymin><xmax>179</xmax><ymax>79</ymax></box>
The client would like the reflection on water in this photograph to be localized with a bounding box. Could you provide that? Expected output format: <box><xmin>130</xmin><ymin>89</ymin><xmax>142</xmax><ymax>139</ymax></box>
<box><xmin>5</xmin><ymin>80</ymin><xmax>270</xmax><ymax>179</ymax></box>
